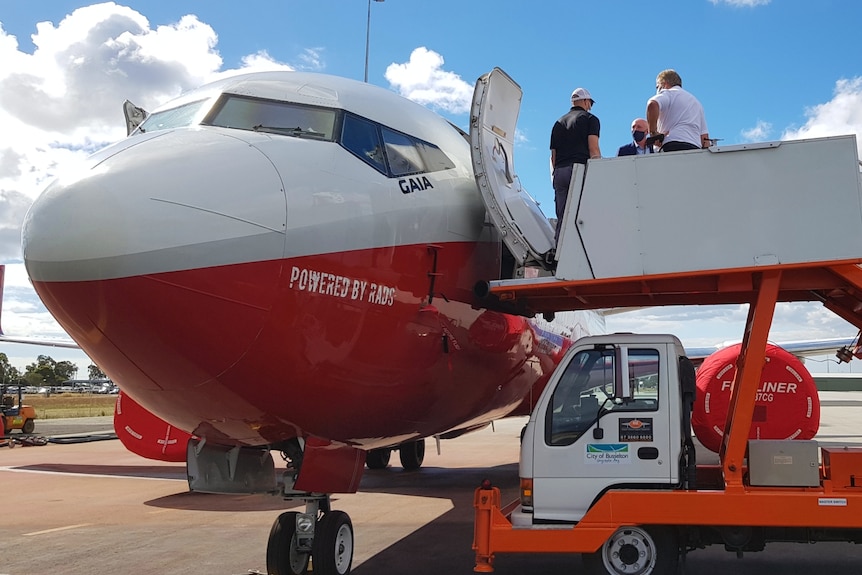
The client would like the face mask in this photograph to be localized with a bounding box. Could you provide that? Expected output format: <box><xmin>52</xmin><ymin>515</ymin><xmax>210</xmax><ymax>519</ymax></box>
<box><xmin>632</xmin><ymin>130</ymin><xmax>646</xmax><ymax>143</ymax></box>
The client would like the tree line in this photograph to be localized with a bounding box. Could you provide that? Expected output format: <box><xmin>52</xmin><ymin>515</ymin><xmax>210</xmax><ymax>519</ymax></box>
<box><xmin>0</xmin><ymin>352</ymin><xmax>106</xmax><ymax>387</ymax></box>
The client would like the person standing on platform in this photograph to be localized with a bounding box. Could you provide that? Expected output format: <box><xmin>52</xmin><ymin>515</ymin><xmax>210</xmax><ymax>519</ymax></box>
<box><xmin>647</xmin><ymin>69</ymin><xmax>709</xmax><ymax>152</ymax></box>
<box><xmin>550</xmin><ymin>87</ymin><xmax>601</xmax><ymax>243</ymax></box>
<box><xmin>617</xmin><ymin>117</ymin><xmax>653</xmax><ymax>156</ymax></box>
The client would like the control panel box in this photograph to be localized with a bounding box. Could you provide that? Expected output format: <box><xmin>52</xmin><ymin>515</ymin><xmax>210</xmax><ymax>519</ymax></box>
<box><xmin>749</xmin><ymin>440</ymin><xmax>820</xmax><ymax>487</ymax></box>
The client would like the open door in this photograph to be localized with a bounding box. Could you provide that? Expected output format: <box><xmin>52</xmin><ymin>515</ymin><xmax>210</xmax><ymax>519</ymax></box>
<box><xmin>470</xmin><ymin>68</ymin><xmax>555</xmax><ymax>269</ymax></box>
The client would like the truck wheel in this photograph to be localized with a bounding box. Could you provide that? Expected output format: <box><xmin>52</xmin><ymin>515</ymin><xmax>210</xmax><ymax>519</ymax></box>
<box><xmin>22</xmin><ymin>419</ymin><xmax>35</xmax><ymax>434</ymax></box>
<box><xmin>399</xmin><ymin>439</ymin><xmax>425</xmax><ymax>470</ymax></box>
<box><xmin>365</xmin><ymin>448</ymin><xmax>391</xmax><ymax>469</ymax></box>
<box><xmin>266</xmin><ymin>511</ymin><xmax>310</xmax><ymax>575</ymax></box>
<box><xmin>583</xmin><ymin>525</ymin><xmax>678</xmax><ymax>575</ymax></box>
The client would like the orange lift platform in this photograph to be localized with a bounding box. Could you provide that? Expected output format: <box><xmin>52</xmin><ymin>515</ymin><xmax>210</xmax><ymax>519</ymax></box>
<box><xmin>470</xmin><ymin>132</ymin><xmax>862</xmax><ymax>572</ymax></box>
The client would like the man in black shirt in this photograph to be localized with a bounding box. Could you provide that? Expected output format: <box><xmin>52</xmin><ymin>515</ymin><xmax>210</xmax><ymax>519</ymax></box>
<box><xmin>550</xmin><ymin>87</ymin><xmax>601</xmax><ymax>243</ymax></box>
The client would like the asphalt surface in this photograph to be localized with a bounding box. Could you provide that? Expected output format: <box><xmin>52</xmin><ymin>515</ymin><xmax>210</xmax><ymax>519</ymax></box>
<box><xmin>1</xmin><ymin>394</ymin><xmax>862</xmax><ymax>574</ymax></box>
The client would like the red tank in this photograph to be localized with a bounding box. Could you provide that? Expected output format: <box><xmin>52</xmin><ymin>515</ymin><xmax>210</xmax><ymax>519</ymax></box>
<box><xmin>692</xmin><ymin>343</ymin><xmax>820</xmax><ymax>453</ymax></box>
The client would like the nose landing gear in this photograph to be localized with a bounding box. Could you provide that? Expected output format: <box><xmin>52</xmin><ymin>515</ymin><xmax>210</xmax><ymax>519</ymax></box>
<box><xmin>266</xmin><ymin>495</ymin><xmax>355</xmax><ymax>575</ymax></box>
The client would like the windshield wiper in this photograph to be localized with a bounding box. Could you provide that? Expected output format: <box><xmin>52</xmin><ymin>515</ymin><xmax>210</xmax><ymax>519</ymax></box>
<box><xmin>252</xmin><ymin>125</ymin><xmax>326</xmax><ymax>139</ymax></box>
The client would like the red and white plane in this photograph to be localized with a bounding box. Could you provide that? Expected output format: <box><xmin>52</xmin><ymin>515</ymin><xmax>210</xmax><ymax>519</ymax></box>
<box><xmin>9</xmin><ymin>67</ymin><xmax>861</xmax><ymax>575</ymax></box>
<box><xmin>16</xmin><ymin>69</ymin><xmax>606</xmax><ymax>575</ymax></box>
<box><xmin>8</xmin><ymin>66</ymin><xmax>862</xmax><ymax>574</ymax></box>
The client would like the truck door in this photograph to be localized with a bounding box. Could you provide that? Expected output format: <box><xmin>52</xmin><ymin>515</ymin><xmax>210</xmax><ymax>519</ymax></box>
<box><xmin>470</xmin><ymin>68</ymin><xmax>556</xmax><ymax>269</ymax></box>
<box><xmin>530</xmin><ymin>343</ymin><xmax>680</xmax><ymax>522</ymax></box>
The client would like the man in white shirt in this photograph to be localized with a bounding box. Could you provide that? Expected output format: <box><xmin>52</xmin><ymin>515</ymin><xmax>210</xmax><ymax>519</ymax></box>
<box><xmin>646</xmin><ymin>69</ymin><xmax>709</xmax><ymax>152</ymax></box>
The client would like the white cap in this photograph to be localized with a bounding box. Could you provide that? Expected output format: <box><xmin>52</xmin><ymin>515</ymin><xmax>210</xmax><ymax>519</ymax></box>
<box><xmin>571</xmin><ymin>87</ymin><xmax>595</xmax><ymax>103</ymax></box>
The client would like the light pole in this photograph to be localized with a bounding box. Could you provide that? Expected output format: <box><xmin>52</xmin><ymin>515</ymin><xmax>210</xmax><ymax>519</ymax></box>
<box><xmin>364</xmin><ymin>0</ymin><xmax>384</xmax><ymax>82</ymax></box>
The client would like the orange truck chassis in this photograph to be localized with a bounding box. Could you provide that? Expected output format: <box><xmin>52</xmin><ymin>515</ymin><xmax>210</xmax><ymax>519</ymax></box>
<box><xmin>473</xmin><ymin>266</ymin><xmax>862</xmax><ymax>571</ymax></box>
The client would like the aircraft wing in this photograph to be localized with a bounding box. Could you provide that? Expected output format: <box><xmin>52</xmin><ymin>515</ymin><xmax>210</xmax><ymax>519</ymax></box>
<box><xmin>0</xmin><ymin>332</ymin><xmax>80</xmax><ymax>349</ymax></box>
<box><xmin>0</xmin><ymin>264</ymin><xmax>80</xmax><ymax>349</ymax></box>
<box><xmin>683</xmin><ymin>336</ymin><xmax>858</xmax><ymax>365</ymax></box>
<box><xmin>601</xmin><ymin>307</ymin><xmax>858</xmax><ymax>363</ymax></box>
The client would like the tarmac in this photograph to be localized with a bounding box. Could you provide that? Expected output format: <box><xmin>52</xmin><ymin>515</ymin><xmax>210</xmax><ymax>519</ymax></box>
<box><xmin>1</xmin><ymin>394</ymin><xmax>862</xmax><ymax>574</ymax></box>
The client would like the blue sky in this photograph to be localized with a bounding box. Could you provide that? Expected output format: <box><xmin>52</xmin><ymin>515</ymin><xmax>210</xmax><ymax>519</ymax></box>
<box><xmin>1</xmin><ymin>0</ymin><xmax>861</xmax><ymax>373</ymax></box>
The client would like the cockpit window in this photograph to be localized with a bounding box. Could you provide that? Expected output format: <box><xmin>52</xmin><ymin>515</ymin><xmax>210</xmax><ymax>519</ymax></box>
<box><xmin>341</xmin><ymin>114</ymin><xmax>386</xmax><ymax>173</ymax></box>
<box><xmin>136</xmin><ymin>99</ymin><xmax>209</xmax><ymax>134</ymax></box>
<box><xmin>206</xmin><ymin>94</ymin><xmax>337</xmax><ymax>141</ymax></box>
<box><xmin>382</xmin><ymin>127</ymin><xmax>424</xmax><ymax>176</ymax></box>
<box><xmin>340</xmin><ymin>112</ymin><xmax>455</xmax><ymax>178</ymax></box>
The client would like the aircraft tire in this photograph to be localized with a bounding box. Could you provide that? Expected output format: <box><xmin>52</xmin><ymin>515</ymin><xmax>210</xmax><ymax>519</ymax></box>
<box><xmin>22</xmin><ymin>418</ymin><xmax>35</xmax><ymax>434</ymax></box>
<box><xmin>266</xmin><ymin>511</ymin><xmax>310</xmax><ymax>575</ymax></box>
<box><xmin>365</xmin><ymin>448</ymin><xmax>391</xmax><ymax>469</ymax></box>
<box><xmin>399</xmin><ymin>439</ymin><xmax>425</xmax><ymax>470</ymax></box>
<box><xmin>312</xmin><ymin>510</ymin><xmax>353</xmax><ymax>575</ymax></box>
<box><xmin>582</xmin><ymin>525</ymin><xmax>678</xmax><ymax>575</ymax></box>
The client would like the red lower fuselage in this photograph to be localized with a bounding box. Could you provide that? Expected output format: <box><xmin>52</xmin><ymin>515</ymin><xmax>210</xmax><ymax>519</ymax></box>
<box><xmin>32</xmin><ymin>244</ymin><xmax>566</xmax><ymax>450</ymax></box>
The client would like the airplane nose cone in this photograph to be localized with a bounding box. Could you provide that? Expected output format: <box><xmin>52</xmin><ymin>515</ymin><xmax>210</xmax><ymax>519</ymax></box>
<box><xmin>20</xmin><ymin>129</ymin><xmax>289</xmax><ymax>425</ymax></box>
<box><xmin>23</xmin><ymin>129</ymin><xmax>287</xmax><ymax>282</ymax></box>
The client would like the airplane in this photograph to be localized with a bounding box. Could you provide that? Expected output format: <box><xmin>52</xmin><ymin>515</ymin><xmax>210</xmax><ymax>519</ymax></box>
<box><xmin>16</xmin><ymin>69</ymin><xmax>607</xmax><ymax>575</ymax></box>
<box><xmin>13</xmin><ymin>68</ymin><xmax>860</xmax><ymax>575</ymax></box>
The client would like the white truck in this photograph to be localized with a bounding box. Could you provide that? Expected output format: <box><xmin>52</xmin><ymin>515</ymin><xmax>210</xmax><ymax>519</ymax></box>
<box><xmin>473</xmin><ymin>331</ymin><xmax>862</xmax><ymax>574</ymax></box>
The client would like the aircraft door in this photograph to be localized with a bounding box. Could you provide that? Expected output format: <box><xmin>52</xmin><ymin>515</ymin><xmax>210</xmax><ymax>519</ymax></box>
<box><xmin>470</xmin><ymin>68</ymin><xmax>555</xmax><ymax>269</ymax></box>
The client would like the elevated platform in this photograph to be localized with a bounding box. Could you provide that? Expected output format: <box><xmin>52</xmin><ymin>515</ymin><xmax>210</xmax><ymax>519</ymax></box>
<box><xmin>483</xmin><ymin>135</ymin><xmax>862</xmax><ymax>330</ymax></box>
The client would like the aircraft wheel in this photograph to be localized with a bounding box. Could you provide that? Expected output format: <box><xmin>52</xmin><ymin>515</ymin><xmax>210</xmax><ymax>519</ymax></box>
<box><xmin>22</xmin><ymin>419</ymin><xmax>35</xmax><ymax>434</ymax></box>
<box><xmin>312</xmin><ymin>510</ymin><xmax>353</xmax><ymax>575</ymax></box>
<box><xmin>266</xmin><ymin>511</ymin><xmax>310</xmax><ymax>575</ymax></box>
<box><xmin>365</xmin><ymin>448</ymin><xmax>391</xmax><ymax>469</ymax></box>
<box><xmin>399</xmin><ymin>439</ymin><xmax>425</xmax><ymax>470</ymax></box>
<box><xmin>582</xmin><ymin>525</ymin><xmax>678</xmax><ymax>575</ymax></box>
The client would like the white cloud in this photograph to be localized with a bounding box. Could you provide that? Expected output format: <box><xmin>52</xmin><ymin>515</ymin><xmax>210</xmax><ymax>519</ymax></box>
<box><xmin>0</xmin><ymin>3</ymin><xmax>293</xmax><ymax>263</ymax></box>
<box><xmin>0</xmin><ymin>3</ymin><xmax>294</xmax><ymax>357</ymax></box>
<box><xmin>741</xmin><ymin>119</ymin><xmax>772</xmax><ymax>141</ymax></box>
<box><xmin>0</xmin><ymin>191</ymin><xmax>32</xmax><ymax>261</ymax></box>
<box><xmin>782</xmin><ymin>77</ymin><xmax>862</xmax><ymax>156</ymax></box>
<box><xmin>606</xmin><ymin>301</ymin><xmax>856</xmax><ymax>352</ymax></box>
<box><xmin>0</xmin><ymin>4</ymin><xmax>222</xmax><ymax>135</ymax></box>
<box><xmin>708</xmin><ymin>0</ymin><xmax>770</xmax><ymax>6</ymax></box>
<box><xmin>297</xmin><ymin>48</ymin><xmax>325</xmax><ymax>71</ymax></box>
<box><xmin>384</xmin><ymin>47</ymin><xmax>473</xmax><ymax>114</ymax></box>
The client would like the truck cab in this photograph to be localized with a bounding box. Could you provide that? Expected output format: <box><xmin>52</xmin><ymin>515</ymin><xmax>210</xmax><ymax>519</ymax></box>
<box><xmin>519</xmin><ymin>334</ymin><xmax>696</xmax><ymax>523</ymax></box>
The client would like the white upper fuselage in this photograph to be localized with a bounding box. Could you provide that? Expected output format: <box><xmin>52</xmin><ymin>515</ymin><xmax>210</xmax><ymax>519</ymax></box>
<box><xmin>24</xmin><ymin>71</ymin><xmax>482</xmax><ymax>281</ymax></box>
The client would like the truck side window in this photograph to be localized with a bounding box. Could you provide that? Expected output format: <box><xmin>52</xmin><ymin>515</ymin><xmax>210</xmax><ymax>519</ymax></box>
<box><xmin>546</xmin><ymin>349</ymin><xmax>614</xmax><ymax>446</ymax></box>
<box><xmin>546</xmin><ymin>348</ymin><xmax>660</xmax><ymax>446</ymax></box>
<box><xmin>617</xmin><ymin>349</ymin><xmax>660</xmax><ymax>412</ymax></box>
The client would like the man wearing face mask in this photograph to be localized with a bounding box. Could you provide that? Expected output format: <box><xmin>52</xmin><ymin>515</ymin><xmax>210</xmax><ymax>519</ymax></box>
<box><xmin>617</xmin><ymin>118</ymin><xmax>653</xmax><ymax>156</ymax></box>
